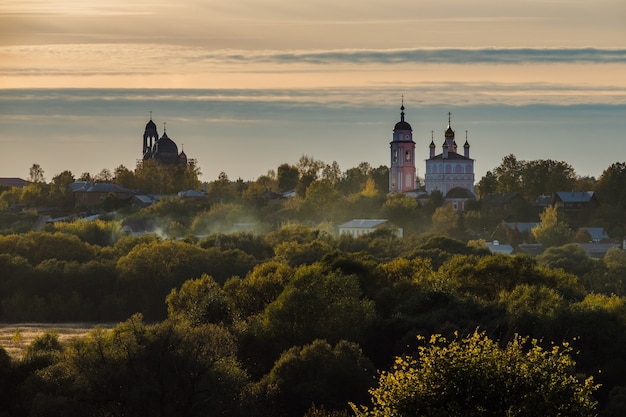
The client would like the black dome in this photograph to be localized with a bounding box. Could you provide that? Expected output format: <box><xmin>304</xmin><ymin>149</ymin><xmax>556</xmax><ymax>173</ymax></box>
<box><xmin>154</xmin><ymin>132</ymin><xmax>179</xmax><ymax>159</ymax></box>
<box><xmin>394</xmin><ymin>104</ymin><xmax>412</xmax><ymax>131</ymax></box>
<box><xmin>394</xmin><ymin>120</ymin><xmax>412</xmax><ymax>131</ymax></box>
<box><xmin>445</xmin><ymin>187</ymin><xmax>476</xmax><ymax>199</ymax></box>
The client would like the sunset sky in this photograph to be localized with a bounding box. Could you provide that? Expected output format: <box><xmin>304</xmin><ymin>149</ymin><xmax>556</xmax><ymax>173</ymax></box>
<box><xmin>1</xmin><ymin>0</ymin><xmax>625</xmax><ymax>183</ymax></box>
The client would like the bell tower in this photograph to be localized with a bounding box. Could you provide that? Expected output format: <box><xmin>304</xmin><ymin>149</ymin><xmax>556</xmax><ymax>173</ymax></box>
<box><xmin>143</xmin><ymin>111</ymin><xmax>159</xmax><ymax>159</ymax></box>
<box><xmin>389</xmin><ymin>100</ymin><xmax>416</xmax><ymax>193</ymax></box>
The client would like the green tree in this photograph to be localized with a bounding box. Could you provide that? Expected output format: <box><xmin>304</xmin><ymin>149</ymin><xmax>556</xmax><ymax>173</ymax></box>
<box><xmin>35</xmin><ymin>315</ymin><xmax>249</xmax><ymax>417</ymax></box>
<box><xmin>532</xmin><ymin>205</ymin><xmax>574</xmax><ymax>247</ymax></box>
<box><xmin>256</xmin><ymin>339</ymin><xmax>374</xmax><ymax>417</ymax></box>
<box><xmin>49</xmin><ymin>170</ymin><xmax>75</xmax><ymax>208</ymax></box>
<box><xmin>431</xmin><ymin>204</ymin><xmax>460</xmax><ymax>236</ymax></box>
<box><xmin>476</xmin><ymin>170</ymin><xmax>497</xmax><ymax>198</ymax></box>
<box><xmin>113</xmin><ymin>164</ymin><xmax>136</xmax><ymax>189</ymax></box>
<box><xmin>493</xmin><ymin>154</ymin><xmax>523</xmax><ymax>194</ymax></box>
<box><xmin>595</xmin><ymin>162</ymin><xmax>626</xmax><ymax>207</ymax></box>
<box><xmin>262</xmin><ymin>264</ymin><xmax>375</xmax><ymax>347</ymax></box>
<box><xmin>167</xmin><ymin>274</ymin><xmax>235</xmax><ymax>326</ymax></box>
<box><xmin>521</xmin><ymin>159</ymin><xmax>577</xmax><ymax>201</ymax></box>
<box><xmin>352</xmin><ymin>331</ymin><xmax>598</xmax><ymax>417</ymax></box>
<box><xmin>302</xmin><ymin>179</ymin><xmax>341</xmax><ymax>221</ymax></box>
<box><xmin>223</xmin><ymin>261</ymin><xmax>293</xmax><ymax>317</ymax></box>
<box><xmin>537</xmin><ymin>243</ymin><xmax>595</xmax><ymax>278</ymax></box>
<box><xmin>277</xmin><ymin>163</ymin><xmax>300</xmax><ymax>192</ymax></box>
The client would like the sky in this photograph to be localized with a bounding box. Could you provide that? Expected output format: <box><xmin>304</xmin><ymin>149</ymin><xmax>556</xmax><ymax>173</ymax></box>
<box><xmin>1</xmin><ymin>0</ymin><xmax>625</xmax><ymax>183</ymax></box>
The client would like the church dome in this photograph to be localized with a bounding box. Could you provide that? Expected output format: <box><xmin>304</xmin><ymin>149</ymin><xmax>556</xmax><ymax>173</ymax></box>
<box><xmin>145</xmin><ymin>119</ymin><xmax>157</xmax><ymax>130</ymax></box>
<box><xmin>445</xmin><ymin>125</ymin><xmax>454</xmax><ymax>139</ymax></box>
<box><xmin>394</xmin><ymin>104</ymin><xmax>412</xmax><ymax>131</ymax></box>
<box><xmin>445</xmin><ymin>112</ymin><xmax>455</xmax><ymax>139</ymax></box>
<box><xmin>153</xmin><ymin>131</ymin><xmax>179</xmax><ymax>162</ymax></box>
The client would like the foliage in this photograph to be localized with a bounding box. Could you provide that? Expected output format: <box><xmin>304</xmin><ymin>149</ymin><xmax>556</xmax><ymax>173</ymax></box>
<box><xmin>31</xmin><ymin>315</ymin><xmax>249</xmax><ymax>417</ymax></box>
<box><xmin>53</xmin><ymin>219</ymin><xmax>123</xmax><ymax>246</ymax></box>
<box><xmin>256</xmin><ymin>339</ymin><xmax>374</xmax><ymax>417</ymax></box>
<box><xmin>537</xmin><ymin>243</ymin><xmax>596</xmax><ymax>278</ymax></box>
<box><xmin>532</xmin><ymin>205</ymin><xmax>574</xmax><ymax>247</ymax></box>
<box><xmin>352</xmin><ymin>330</ymin><xmax>598</xmax><ymax>417</ymax></box>
<box><xmin>595</xmin><ymin>162</ymin><xmax>626</xmax><ymax>207</ymax></box>
<box><xmin>166</xmin><ymin>274</ymin><xmax>235</xmax><ymax>326</ymax></box>
<box><xmin>262</xmin><ymin>264</ymin><xmax>376</xmax><ymax>347</ymax></box>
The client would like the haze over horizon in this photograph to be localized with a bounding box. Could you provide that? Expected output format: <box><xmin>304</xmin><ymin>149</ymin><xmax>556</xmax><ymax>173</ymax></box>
<box><xmin>1</xmin><ymin>1</ymin><xmax>625</xmax><ymax>183</ymax></box>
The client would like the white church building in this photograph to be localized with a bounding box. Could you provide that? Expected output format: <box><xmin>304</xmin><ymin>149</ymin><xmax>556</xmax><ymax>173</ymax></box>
<box><xmin>388</xmin><ymin>104</ymin><xmax>476</xmax><ymax>209</ymax></box>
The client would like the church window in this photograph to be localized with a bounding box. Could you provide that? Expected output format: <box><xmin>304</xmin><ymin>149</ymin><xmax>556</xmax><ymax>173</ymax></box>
<box><xmin>393</xmin><ymin>150</ymin><xmax>398</xmax><ymax>163</ymax></box>
<box><xmin>405</xmin><ymin>151</ymin><xmax>411</xmax><ymax>162</ymax></box>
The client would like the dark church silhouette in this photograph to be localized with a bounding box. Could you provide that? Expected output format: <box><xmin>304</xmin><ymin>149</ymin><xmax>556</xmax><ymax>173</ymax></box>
<box><xmin>142</xmin><ymin>114</ymin><xmax>187</xmax><ymax>165</ymax></box>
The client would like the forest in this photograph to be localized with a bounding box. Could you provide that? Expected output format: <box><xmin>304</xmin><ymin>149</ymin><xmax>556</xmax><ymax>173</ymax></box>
<box><xmin>1</xmin><ymin>155</ymin><xmax>626</xmax><ymax>416</ymax></box>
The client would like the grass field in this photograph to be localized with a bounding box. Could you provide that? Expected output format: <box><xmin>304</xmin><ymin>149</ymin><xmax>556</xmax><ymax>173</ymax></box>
<box><xmin>0</xmin><ymin>323</ymin><xmax>116</xmax><ymax>360</ymax></box>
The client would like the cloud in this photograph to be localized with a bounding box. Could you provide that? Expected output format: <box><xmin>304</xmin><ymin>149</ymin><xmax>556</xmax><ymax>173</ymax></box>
<box><xmin>2</xmin><ymin>45</ymin><xmax>625</xmax><ymax>80</ymax></box>
<box><xmin>243</xmin><ymin>48</ymin><xmax>626</xmax><ymax>65</ymax></box>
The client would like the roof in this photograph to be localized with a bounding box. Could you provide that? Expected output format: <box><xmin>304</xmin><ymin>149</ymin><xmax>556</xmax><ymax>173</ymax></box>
<box><xmin>578</xmin><ymin>227</ymin><xmax>609</xmax><ymax>242</ymax></box>
<box><xmin>503</xmin><ymin>222</ymin><xmax>539</xmax><ymax>233</ymax></box>
<box><xmin>555</xmin><ymin>191</ymin><xmax>597</xmax><ymax>203</ymax></box>
<box><xmin>393</xmin><ymin>105</ymin><xmax>412</xmax><ymax>131</ymax></box>
<box><xmin>534</xmin><ymin>195</ymin><xmax>553</xmax><ymax>207</ymax></box>
<box><xmin>178</xmin><ymin>189</ymin><xmax>207</xmax><ymax>198</ymax></box>
<box><xmin>0</xmin><ymin>178</ymin><xmax>27</xmax><ymax>188</ymax></box>
<box><xmin>486</xmin><ymin>241</ymin><xmax>514</xmax><ymax>255</ymax></box>
<box><xmin>428</xmin><ymin>152</ymin><xmax>472</xmax><ymax>161</ymax></box>
<box><xmin>338</xmin><ymin>219</ymin><xmax>388</xmax><ymax>229</ymax></box>
<box><xmin>394</xmin><ymin>120</ymin><xmax>412</xmax><ymax>131</ymax></box>
<box><xmin>72</xmin><ymin>182</ymin><xmax>132</xmax><ymax>194</ymax></box>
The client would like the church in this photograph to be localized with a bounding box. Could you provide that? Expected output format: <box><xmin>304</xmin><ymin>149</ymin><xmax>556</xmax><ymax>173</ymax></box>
<box><xmin>389</xmin><ymin>103</ymin><xmax>476</xmax><ymax>208</ymax></box>
<box><xmin>142</xmin><ymin>114</ymin><xmax>188</xmax><ymax>165</ymax></box>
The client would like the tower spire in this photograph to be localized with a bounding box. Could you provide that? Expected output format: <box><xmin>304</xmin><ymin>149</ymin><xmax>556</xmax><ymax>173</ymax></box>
<box><xmin>400</xmin><ymin>96</ymin><xmax>405</xmax><ymax>122</ymax></box>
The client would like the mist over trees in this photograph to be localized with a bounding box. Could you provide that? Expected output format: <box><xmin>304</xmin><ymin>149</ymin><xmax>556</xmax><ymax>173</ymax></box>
<box><xmin>2</xmin><ymin>155</ymin><xmax>626</xmax><ymax>415</ymax></box>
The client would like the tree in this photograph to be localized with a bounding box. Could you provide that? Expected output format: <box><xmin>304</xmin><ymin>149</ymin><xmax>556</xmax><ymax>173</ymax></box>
<box><xmin>28</xmin><ymin>163</ymin><xmax>45</xmax><ymax>183</ymax></box>
<box><xmin>431</xmin><ymin>204</ymin><xmax>460</xmax><ymax>236</ymax></box>
<box><xmin>302</xmin><ymin>179</ymin><xmax>341</xmax><ymax>221</ymax></box>
<box><xmin>369</xmin><ymin>165</ymin><xmax>389</xmax><ymax>195</ymax></box>
<box><xmin>277</xmin><ymin>163</ymin><xmax>300</xmax><ymax>192</ymax></box>
<box><xmin>35</xmin><ymin>315</ymin><xmax>249</xmax><ymax>417</ymax></box>
<box><xmin>521</xmin><ymin>159</ymin><xmax>577</xmax><ymax>201</ymax></box>
<box><xmin>262</xmin><ymin>264</ymin><xmax>376</xmax><ymax>347</ymax></box>
<box><xmin>595</xmin><ymin>162</ymin><xmax>626</xmax><ymax>207</ymax></box>
<box><xmin>537</xmin><ymin>243</ymin><xmax>595</xmax><ymax>278</ymax></box>
<box><xmin>352</xmin><ymin>330</ymin><xmax>598</xmax><ymax>417</ymax></box>
<box><xmin>167</xmin><ymin>274</ymin><xmax>235</xmax><ymax>326</ymax></box>
<box><xmin>322</xmin><ymin>161</ymin><xmax>342</xmax><ymax>185</ymax></box>
<box><xmin>256</xmin><ymin>339</ymin><xmax>374</xmax><ymax>417</ymax></box>
<box><xmin>296</xmin><ymin>155</ymin><xmax>325</xmax><ymax>197</ymax></box>
<box><xmin>476</xmin><ymin>170</ymin><xmax>498</xmax><ymax>198</ymax></box>
<box><xmin>49</xmin><ymin>170</ymin><xmax>75</xmax><ymax>208</ymax></box>
<box><xmin>532</xmin><ymin>205</ymin><xmax>574</xmax><ymax>247</ymax></box>
<box><xmin>113</xmin><ymin>164</ymin><xmax>136</xmax><ymax>189</ymax></box>
<box><xmin>493</xmin><ymin>154</ymin><xmax>523</xmax><ymax>194</ymax></box>
<box><xmin>94</xmin><ymin>168</ymin><xmax>113</xmax><ymax>182</ymax></box>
